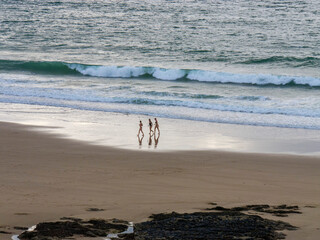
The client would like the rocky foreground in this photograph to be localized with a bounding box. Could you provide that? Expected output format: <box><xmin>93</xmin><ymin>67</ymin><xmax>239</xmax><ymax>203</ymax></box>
<box><xmin>16</xmin><ymin>204</ymin><xmax>300</xmax><ymax>240</ymax></box>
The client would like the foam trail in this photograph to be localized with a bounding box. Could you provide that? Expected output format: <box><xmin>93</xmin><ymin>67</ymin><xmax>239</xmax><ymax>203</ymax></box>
<box><xmin>68</xmin><ymin>64</ymin><xmax>187</xmax><ymax>81</ymax></box>
<box><xmin>0</xmin><ymin>83</ymin><xmax>319</xmax><ymax>118</ymax></box>
<box><xmin>68</xmin><ymin>64</ymin><xmax>146</xmax><ymax>78</ymax></box>
<box><xmin>66</xmin><ymin>63</ymin><xmax>320</xmax><ymax>86</ymax></box>
<box><xmin>186</xmin><ymin>70</ymin><xmax>320</xmax><ymax>86</ymax></box>
<box><xmin>151</xmin><ymin>68</ymin><xmax>186</xmax><ymax>80</ymax></box>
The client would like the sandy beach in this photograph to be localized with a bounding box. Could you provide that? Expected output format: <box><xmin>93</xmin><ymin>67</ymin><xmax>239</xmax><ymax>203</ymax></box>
<box><xmin>2</xmin><ymin>1</ymin><xmax>320</xmax><ymax>239</ymax></box>
<box><xmin>0</xmin><ymin>121</ymin><xmax>319</xmax><ymax>239</ymax></box>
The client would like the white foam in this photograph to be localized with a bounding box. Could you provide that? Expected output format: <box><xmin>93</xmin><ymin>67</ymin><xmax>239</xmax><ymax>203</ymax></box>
<box><xmin>105</xmin><ymin>222</ymin><xmax>133</xmax><ymax>240</ymax></box>
<box><xmin>11</xmin><ymin>225</ymin><xmax>36</xmax><ymax>240</ymax></box>
<box><xmin>187</xmin><ymin>70</ymin><xmax>320</xmax><ymax>86</ymax></box>
<box><xmin>27</xmin><ymin>225</ymin><xmax>37</xmax><ymax>232</ymax></box>
<box><xmin>68</xmin><ymin>64</ymin><xmax>146</xmax><ymax>78</ymax></box>
<box><xmin>1</xmin><ymin>69</ymin><xmax>320</xmax><ymax>130</ymax></box>
<box><xmin>65</xmin><ymin>63</ymin><xmax>320</xmax><ymax>87</ymax></box>
<box><xmin>151</xmin><ymin>68</ymin><xmax>186</xmax><ymax>80</ymax></box>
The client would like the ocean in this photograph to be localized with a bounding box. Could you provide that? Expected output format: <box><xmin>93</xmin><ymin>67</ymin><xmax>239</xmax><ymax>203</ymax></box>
<box><xmin>1</xmin><ymin>0</ymin><xmax>320</xmax><ymax>131</ymax></box>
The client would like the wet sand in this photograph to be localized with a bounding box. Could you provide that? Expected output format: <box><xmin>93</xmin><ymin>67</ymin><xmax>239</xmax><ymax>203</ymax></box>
<box><xmin>1</xmin><ymin>103</ymin><xmax>320</xmax><ymax>154</ymax></box>
<box><xmin>0</xmin><ymin>122</ymin><xmax>320</xmax><ymax>239</ymax></box>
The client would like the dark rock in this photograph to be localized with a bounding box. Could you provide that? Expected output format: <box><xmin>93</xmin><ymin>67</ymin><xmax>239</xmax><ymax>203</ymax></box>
<box><xmin>305</xmin><ymin>205</ymin><xmax>316</xmax><ymax>208</ymax></box>
<box><xmin>19</xmin><ymin>230</ymin><xmax>38</xmax><ymax>239</ymax></box>
<box><xmin>0</xmin><ymin>230</ymin><xmax>12</xmax><ymax>234</ymax></box>
<box><xmin>14</xmin><ymin>213</ymin><xmax>30</xmax><ymax>215</ymax></box>
<box><xmin>112</xmin><ymin>218</ymin><xmax>130</xmax><ymax>224</ymax></box>
<box><xmin>206</xmin><ymin>204</ymin><xmax>301</xmax><ymax>217</ymax></box>
<box><xmin>60</xmin><ymin>217</ymin><xmax>82</xmax><ymax>222</ymax></box>
<box><xmin>118</xmin><ymin>233</ymin><xmax>135</xmax><ymax>240</ymax></box>
<box><xmin>84</xmin><ymin>230</ymin><xmax>97</xmax><ymax>237</ymax></box>
<box><xmin>18</xmin><ymin>218</ymin><xmax>129</xmax><ymax>240</ymax></box>
<box><xmin>86</xmin><ymin>208</ymin><xmax>105</xmax><ymax>212</ymax></box>
<box><xmin>246</xmin><ymin>204</ymin><xmax>270</xmax><ymax>210</ymax></box>
<box><xmin>213</xmin><ymin>206</ymin><xmax>229</xmax><ymax>211</ymax></box>
<box><xmin>88</xmin><ymin>219</ymin><xmax>127</xmax><ymax>232</ymax></box>
<box><xmin>17</xmin><ymin>204</ymin><xmax>299</xmax><ymax>240</ymax></box>
<box><xmin>14</xmin><ymin>226</ymin><xmax>29</xmax><ymax>230</ymax></box>
<box><xmin>134</xmin><ymin>211</ymin><xmax>297</xmax><ymax>240</ymax></box>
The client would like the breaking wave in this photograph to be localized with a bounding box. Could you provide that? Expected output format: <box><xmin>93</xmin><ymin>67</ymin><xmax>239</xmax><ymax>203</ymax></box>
<box><xmin>1</xmin><ymin>59</ymin><xmax>320</xmax><ymax>87</ymax></box>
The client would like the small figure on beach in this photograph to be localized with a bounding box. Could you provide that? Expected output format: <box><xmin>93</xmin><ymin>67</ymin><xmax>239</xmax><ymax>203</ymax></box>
<box><xmin>138</xmin><ymin>120</ymin><xmax>144</xmax><ymax>137</ymax></box>
<box><xmin>154</xmin><ymin>118</ymin><xmax>160</xmax><ymax>134</ymax></box>
<box><xmin>148</xmin><ymin>119</ymin><xmax>154</xmax><ymax>135</ymax></box>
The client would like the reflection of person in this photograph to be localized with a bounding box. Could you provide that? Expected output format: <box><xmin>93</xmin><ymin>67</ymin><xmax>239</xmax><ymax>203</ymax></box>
<box><xmin>137</xmin><ymin>120</ymin><xmax>144</xmax><ymax>136</ymax></box>
<box><xmin>148</xmin><ymin>119</ymin><xmax>153</xmax><ymax>135</ymax></box>
<box><xmin>154</xmin><ymin>118</ymin><xmax>160</xmax><ymax>134</ymax></box>
<box><xmin>148</xmin><ymin>133</ymin><xmax>152</xmax><ymax>147</ymax></box>
<box><xmin>138</xmin><ymin>134</ymin><xmax>144</xmax><ymax>148</ymax></box>
<box><xmin>154</xmin><ymin>132</ymin><xmax>160</xmax><ymax>148</ymax></box>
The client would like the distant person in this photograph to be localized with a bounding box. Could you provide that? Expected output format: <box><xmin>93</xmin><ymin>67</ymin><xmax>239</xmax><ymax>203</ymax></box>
<box><xmin>148</xmin><ymin>119</ymin><xmax>154</xmax><ymax>135</ymax></box>
<box><xmin>154</xmin><ymin>118</ymin><xmax>160</xmax><ymax>134</ymax></box>
<box><xmin>137</xmin><ymin>120</ymin><xmax>144</xmax><ymax>137</ymax></box>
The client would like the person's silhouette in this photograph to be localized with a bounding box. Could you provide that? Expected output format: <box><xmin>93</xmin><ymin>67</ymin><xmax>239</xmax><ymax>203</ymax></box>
<box><xmin>148</xmin><ymin>119</ymin><xmax>154</xmax><ymax>135</ymax></box>
<box><xmin>154</xmin><ymin>118</ymin><xmax>160</xmax><ymax>134</ymax></box>
<box><xmin>137</xmin><ymin>120</ymin><xmax>144</xmax><ymax>137</ymax></box>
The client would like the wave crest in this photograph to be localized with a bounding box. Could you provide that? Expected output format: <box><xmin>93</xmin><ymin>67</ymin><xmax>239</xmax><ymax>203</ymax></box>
<box><xmin>1</xmin><ymin>59</ymin><xmax>319</xmax><ymax>87</ymax></box>
<box><xmin>67</xmin><ymin>63</ymin><xmax>320</xmax><ymax>87</ymax></box>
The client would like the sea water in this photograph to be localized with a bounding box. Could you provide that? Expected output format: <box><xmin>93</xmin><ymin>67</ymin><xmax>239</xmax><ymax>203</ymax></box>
<box><xmin>0</xmin><ymin>0</ymin><xmax>319</xmax><ymax>135</ymax></box>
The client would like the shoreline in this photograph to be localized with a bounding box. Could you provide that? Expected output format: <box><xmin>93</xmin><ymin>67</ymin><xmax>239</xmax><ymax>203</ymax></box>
<box><xmin>1</xmin><ymin>121</ymin><xmax>320</xmax><ymax>239</ymax></box>
<box><xmin>1</xmin><ymin>103</ymin><xmax>320</xmax><ymax>155</ymax></box>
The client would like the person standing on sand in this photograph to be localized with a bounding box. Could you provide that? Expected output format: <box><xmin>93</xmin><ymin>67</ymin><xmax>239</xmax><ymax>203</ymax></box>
<box><xmin>148</xmin><ymin>119</ymin><xmax>153</xmax><ymax>135</ymax></box>
<box><xmin>138</xmin><ymin>120</ymin><xmax>144</xmax><ymax>136</ymax></box>
<box><xmin>154</xmin><ymin>118</ymin><xmax>160</xmax><ymax>134</ymax></box>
